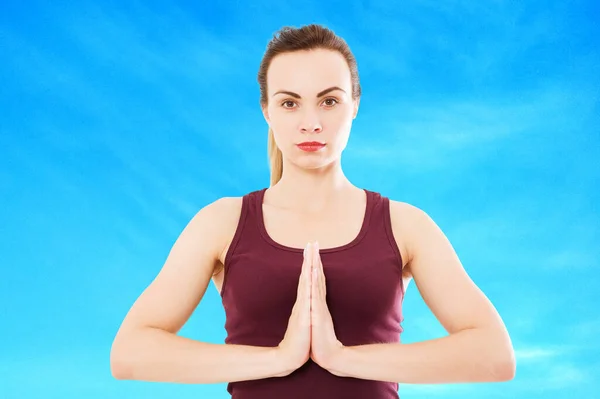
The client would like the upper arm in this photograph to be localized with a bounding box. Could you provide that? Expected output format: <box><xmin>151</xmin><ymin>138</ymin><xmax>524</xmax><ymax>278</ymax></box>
<box><xmin>391</xmin><ymin>201</ymin><xmax>507</xmax><ymax>334</ymax></box>
<box><xmin>113</xmin><ymin>196</ymin><xmax>241</xmax><ymax>336</ymax></box>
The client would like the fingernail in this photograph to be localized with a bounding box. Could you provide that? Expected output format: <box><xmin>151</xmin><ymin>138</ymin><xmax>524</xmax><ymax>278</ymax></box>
<box><xmin>304</xmin><ymin>242</ymin><xmax>311</xmax><ymax>256</ymax></box>
<box><xmin>314</xmin><ymin>241</ymin><xmax>319</xmax><ymax>251</ymax></box>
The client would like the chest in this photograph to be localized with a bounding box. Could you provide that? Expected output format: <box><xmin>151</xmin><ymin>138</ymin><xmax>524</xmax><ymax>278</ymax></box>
<box><xmin>261</xmin><ymin>202</ymin><xmax>366</xmax><ymax>250</ymax></box>
<box><xmin>220</xmin><ymin>245</ymin><xmax>405</xmax><ymax>346</ymax></box>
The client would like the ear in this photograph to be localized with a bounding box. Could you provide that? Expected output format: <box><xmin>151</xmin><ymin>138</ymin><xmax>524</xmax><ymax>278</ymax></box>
<box><xmin>352</xmin><ymin>98</ymin><xmax>360</xmax><ymax>119</ymax></box>
<box><xmin>261</xmin><ymin>104</ymin><xmax>270</xmax><ymax>124</ymax></box>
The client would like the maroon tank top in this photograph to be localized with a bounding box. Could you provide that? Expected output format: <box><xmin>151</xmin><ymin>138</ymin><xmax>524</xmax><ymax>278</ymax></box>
<box><xmin>221</xmin><ymin>187</ymin><xmax>405</xmax><ymax>398</ymax></box>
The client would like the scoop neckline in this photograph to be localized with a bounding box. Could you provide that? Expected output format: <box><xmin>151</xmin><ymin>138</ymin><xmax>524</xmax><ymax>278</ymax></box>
<box><xmin>255</xmin><ymin>187</ymin><xmax>372</xmax><ymax>253</ymax></box>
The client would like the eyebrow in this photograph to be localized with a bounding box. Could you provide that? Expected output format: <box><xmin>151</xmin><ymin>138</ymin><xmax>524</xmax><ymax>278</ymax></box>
<box><xmin>272</xmin><ymin>86</ymin><xmax>346</xmax><ymax>99</ymax></box>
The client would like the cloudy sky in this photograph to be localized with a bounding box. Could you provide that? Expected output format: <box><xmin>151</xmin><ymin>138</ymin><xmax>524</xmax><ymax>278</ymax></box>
<box><xmin>1</xmin><ymin>1</ymin><xmax>599</xmax><ymax>398</ymax></box>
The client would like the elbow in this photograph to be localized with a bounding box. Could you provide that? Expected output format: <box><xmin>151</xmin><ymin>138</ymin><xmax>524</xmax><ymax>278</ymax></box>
<box><xmin>110</xmin><ymin>352</ymin><xmax>129</xmax><ymax>380</ymax></box>
<box><xmin>111</xmin><ymin>364</ymin><xmax>128</xmax><ymax>380</ymax></box>
<box><xmin>482</xmin><ymin>327</ymin><xmax>516</xmax><ymax>382</ymax></box>
<box><xmin>490</xmin><ymin>348</ymin><xmax>516</xmax><ymax>382</ymax></box>
<box><xmin>110</xmin><ymin>338</ymin><xmax>134</xmax><ymax>380</ymax></box>
<box><xmin>110</xmin><ymin>357</ymin><xmax>131</xmax><ymax>380</ymax></box>
<box><xmin>492</xmin><ymin>359</ymin><xmax>516</xmax><ymax>382</ymax></box>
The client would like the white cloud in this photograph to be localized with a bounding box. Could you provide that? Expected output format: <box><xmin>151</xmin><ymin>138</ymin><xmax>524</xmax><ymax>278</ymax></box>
<box><xmin>520</xmin><ymin>362</ymin><xmax>590</xmax><ymax>391</ymax></box>
<box><xmin>514</xmin><ymin>345</ymin><xmax>570</xmax><ymax>362</ymax></box>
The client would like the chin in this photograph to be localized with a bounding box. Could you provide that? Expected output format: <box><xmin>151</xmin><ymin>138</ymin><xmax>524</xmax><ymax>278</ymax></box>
<box><xmin>292</xmin><ymin>154</ymin><xmax>340</xmax><ymax>170</ymax></box>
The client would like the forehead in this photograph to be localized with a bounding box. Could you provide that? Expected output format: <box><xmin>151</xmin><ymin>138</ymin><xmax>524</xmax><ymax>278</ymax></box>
<box><xmin>267</xmin><ymin>49</ymin><xmax>352</xmax><ymax>95</ymax></box>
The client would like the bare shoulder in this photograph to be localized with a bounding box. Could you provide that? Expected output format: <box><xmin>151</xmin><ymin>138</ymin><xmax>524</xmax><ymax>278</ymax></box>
<box><xmin>389</xmin><ymin>199</ymin><xmax>459</xmax><ymax>275</ymax></box>
<box><xmin>185</xmin><ymin>196</ymin><xmax>243</xmax><ymax>257</ymax></box>
<box><xmin>388</xmin><ymin>199</ymin><xmax>430</xmax><ymax>228</ymax></box>
<box><xmin>388</xmin><ymin>199</ymin><xmax>432</xmax><ymax>276</ymax></box>
<box><xmin>205</xmin><ymin>195</ymin><xmax>243</xmax><ymax>226</ymax></box>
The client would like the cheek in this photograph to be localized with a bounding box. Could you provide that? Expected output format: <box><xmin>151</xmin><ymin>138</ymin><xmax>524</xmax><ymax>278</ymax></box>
<box><xmin>268</xmin><ymin>109</ymin><xmax>294</xmax><ymax>129</ymax></box>
<box><xmin>270</xmin><ymin>122</ymin><xmax>295</xmax><ymax>146</ymax></box>
<box><xmin>325</xmin><ymin>108</ymin><xmax>353</xmax><ymax>132</ymax></box>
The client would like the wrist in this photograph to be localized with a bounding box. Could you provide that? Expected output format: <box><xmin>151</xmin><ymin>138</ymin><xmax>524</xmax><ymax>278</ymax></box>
<box><xmin>272</xmin><ymin>346</ymin><xmax>301</xmax><ymax>377</ymax></box>
<box><xmin>322</xmin><ymin>342</ymin><xmax>348</xmax><ymax>376</ymax></box>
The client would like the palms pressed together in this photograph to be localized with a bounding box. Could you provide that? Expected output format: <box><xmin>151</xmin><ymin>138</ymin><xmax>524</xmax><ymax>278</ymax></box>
<box><xmin>308</xmin><ymin>242</ymin><xmax>344</xmax><ymax>368</ymax></box>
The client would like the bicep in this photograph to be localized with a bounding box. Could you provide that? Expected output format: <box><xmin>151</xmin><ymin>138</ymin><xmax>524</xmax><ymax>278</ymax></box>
<box><xmin>403</xmin><ymin>206</ymin><xmax>505</xmax><ymax>334</ymax></box>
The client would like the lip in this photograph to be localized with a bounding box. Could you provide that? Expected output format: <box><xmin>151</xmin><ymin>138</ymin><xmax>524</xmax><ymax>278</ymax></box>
<box><xmin>296</xmin><ymin>142</ymin><xmax>326</xmax><ymax>152</ymax></box>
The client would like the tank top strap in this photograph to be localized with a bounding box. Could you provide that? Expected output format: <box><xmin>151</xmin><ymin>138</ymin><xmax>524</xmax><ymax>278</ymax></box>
<box><xmin>222</xmin><ymin>188</ymin><xmax>266</xmax><ymax>268</ymax></box>
<box><xmin>363</xmin><ymin>189</ymin><xmax>384</xmax><ymax>227</ymax></box>
<box><xmin>364</xmin><ymin>189</ymin><xmax>404</xmax><ymax>271</ymax></box>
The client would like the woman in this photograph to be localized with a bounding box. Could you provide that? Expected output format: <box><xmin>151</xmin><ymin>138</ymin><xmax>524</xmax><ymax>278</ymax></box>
<box><xmin>110</xmin><ymin>24</ymin><xmax>515</xmax><ymax>398</ymax></box>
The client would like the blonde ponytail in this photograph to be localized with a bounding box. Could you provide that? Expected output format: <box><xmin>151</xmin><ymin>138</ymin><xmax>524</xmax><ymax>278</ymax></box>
<box><xmin>267</xmin><ymin>128</ymin><xmax>283</xmax><ymax>187</ymax></box>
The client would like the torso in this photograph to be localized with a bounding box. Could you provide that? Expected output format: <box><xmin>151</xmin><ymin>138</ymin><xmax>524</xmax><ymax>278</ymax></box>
<box><xmin>211</xmin><ymin>188</ymin><xmax>413</xmax><ymax>294</ymax></box>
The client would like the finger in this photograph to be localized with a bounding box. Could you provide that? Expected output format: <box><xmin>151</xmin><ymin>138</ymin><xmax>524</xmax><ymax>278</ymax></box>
<box><xmin>302</xmin><ymin>242</ymin><xmax>311</xmax><ymax>276</ymax></box>
<box><xmin>311</xmin><ymin>258</ymin><xmax>324</xmax><ymax>312</ymax></box>
<box><xmin>320</xmin><ymin>257</ymin><xmax>326</xmax><ymax>297</ymax></box>
<box><xmin>313</xmin><ymin>241</ymin><xmax>325</xmax><ymax>299</ymax></box>
<box><xmin>311</xmin><ymin>267</ymin><xmax>319</xmax><ymax>324</ymax></box>
<box><xmin>311</xmin><ymin>248</ymin><xmax>323</xmax><ymax>301</ymax></box>
<box><xmin>316</xmin><ymin>261</ymin><xmax>324</xmax><ymax>301</ymax></box>
<box><xmin>298</xmin><ymin>242</ymin><xmax>311</xmax><ymax>299</ymax></box>
<box><xmin>305</xmin><ymin>243</ymin><xmax>312</xmax><ymax>312</ymax></box>
<box><xmin>312</xmin><ymin>241</ymin><xmax>319</xmax><ymax>273</ymax></box>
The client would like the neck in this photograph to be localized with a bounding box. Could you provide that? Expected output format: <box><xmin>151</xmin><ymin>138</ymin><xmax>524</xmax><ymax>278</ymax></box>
<box><xmin>268</xmin><ymin>159</ymin><xmax>356</xmax><ymax>213</ymax></box>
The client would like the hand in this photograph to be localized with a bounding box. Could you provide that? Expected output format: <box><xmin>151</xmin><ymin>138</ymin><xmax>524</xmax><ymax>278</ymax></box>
<box><xmin>276</xmin><ymin>242</ymin><xmax>313</xmax><ymax>376</ymax></box>
<box><xmin>309</xmin><ymin>241</ymin><xmax>345</xmax><ymax>371</ymax></box>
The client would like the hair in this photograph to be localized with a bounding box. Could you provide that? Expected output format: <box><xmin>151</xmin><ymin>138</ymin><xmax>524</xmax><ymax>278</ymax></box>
<box><xmin>257</xmin><ymin>24</ymin><xmax>362</xmax><ymax>187</ymax></box>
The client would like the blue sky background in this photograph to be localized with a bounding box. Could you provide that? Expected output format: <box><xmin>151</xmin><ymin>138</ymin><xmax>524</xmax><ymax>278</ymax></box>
<box><xmin>1</xmin><ymin>1</ymin><xmax>599</xmax><ymax>398</ymax></box>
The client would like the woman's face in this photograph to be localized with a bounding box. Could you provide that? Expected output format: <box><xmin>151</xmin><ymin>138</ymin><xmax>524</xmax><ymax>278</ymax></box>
<box><xmin>263</xmin><ymin>48</ymin><xmax>359</xmax><ymax>170</ymax></box>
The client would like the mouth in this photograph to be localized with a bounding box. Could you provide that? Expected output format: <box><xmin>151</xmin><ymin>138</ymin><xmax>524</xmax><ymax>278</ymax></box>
<box><xmin>296</xmin><ymin>142</ymin><xmax>326</xmax><ymax>152</ymax></box>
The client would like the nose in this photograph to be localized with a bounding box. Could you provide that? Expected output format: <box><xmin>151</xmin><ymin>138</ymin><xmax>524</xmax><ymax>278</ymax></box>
<box><xmin>298</xmin><ymin>107</ymin><xmax>323</xmax><ymax>134</ymax></box>
<box><xmin>300</xmin><ymin>123</ymin><xmax>322</xmax><ymax>133</ymax></box>
<box><xmin>299</xmin><ymin>109</ymin><xmax>323</xmax><ymax>134</ymax></box>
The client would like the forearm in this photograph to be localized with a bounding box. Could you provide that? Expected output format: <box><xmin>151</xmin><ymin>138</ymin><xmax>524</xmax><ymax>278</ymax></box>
<box><xmin>111</xmin><ymin>327</ymin><xmax>292</xmax><ymax>384</ymax></box>
<box><xmin>329</xmin><ymin>327</ymin><xmax>515</xmax><ymax>384</ymax></box>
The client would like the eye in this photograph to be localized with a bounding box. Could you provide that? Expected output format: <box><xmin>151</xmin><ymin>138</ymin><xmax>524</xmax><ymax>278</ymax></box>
<box><xmin>281</xmin><ymin>100</ymin><xmax>296</xmax><ymax>109</ymax></box>
<box><xmin>280</xmin><ymin>98</ymin><xmax>339</xmax><ymax>109</ymax></box>
<box><xmin>323</xmin><ymin>98</ymin><xmax>339</xmax><ymax>107</ymax></box>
